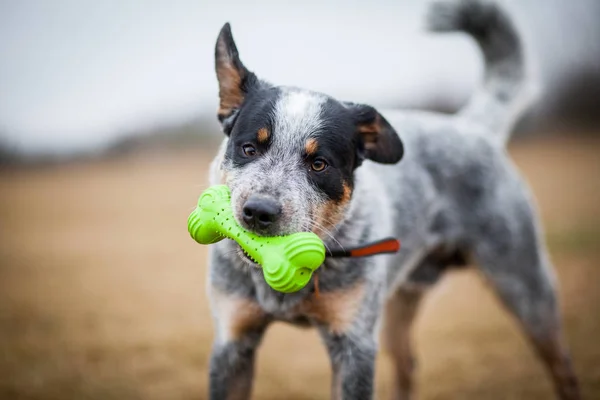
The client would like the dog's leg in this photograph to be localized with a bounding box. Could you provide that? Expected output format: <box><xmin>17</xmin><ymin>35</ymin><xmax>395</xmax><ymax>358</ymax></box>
<box><xmin>208</xmin><ymin>288</ymin><xmax>270</xmax><ymax>400</ymax></box>
<box><xmin>320</xmin><ymin>330</ymin><xmax>377</xmax><ymax>400</ymax></box>
<box><xmin>472</xmin><ymin>207</ymin><xmax>580</xmax><ymax>400</ymax></box>
<box><xmin>383</xmin><ymin>286</ymin><xmax>425</xmax><ymax>400</ymax></box>
<box><xmin>309</xmin><ymin>282</ymin><xmax>380</xmax><ymax>400</ymax></box>
<box><xmin>478</xmin><ymin>257</ymin><xmax>579</xmax><ymax>399</ymax></box>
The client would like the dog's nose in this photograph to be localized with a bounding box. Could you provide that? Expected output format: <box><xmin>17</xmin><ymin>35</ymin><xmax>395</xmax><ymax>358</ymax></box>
<box><xmin>242</xmin><ymin>196</ymin><xmax>281</xmax><ymax>230</ymax></box>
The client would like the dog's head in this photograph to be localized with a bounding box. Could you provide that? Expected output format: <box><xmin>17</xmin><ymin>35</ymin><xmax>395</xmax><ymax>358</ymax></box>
<box><xmin>214</xmin><ymin>23</ymin><xmax>403</xmax><ymax>241</ymax></box>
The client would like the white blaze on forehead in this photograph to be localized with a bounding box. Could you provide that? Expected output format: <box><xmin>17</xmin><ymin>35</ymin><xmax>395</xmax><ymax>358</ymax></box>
<box><xmin>273</xmin><ymin>89</ymin><xmax>325</xmax><ymax>148</ymax></box>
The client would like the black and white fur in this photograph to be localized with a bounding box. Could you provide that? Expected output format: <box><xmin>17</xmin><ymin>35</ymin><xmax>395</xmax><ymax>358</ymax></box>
<box><xmin>205</xmin><ymin>1</ymin><xmax>580</xmax><ymax>399</ymax></box>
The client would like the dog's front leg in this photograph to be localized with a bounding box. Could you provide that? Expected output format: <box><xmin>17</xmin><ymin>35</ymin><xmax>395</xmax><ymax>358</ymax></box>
<box><xmin>308</xmin><ymin>281</ymin><xmax>381</xmax><ymax>400</ymax></box>
<box><xmin>208</xmin><ymin>288</ymin><xmax>269</xmax><ymax>400</ymax></box>
<box><xmin>209</xmin><ymin>334</ymin><xmax>264</xmax><ymax>400</ymax></box>
<box><xmin>321</xmin><ymin>331</ymin><xmax>377</xmax><ymax>400</ymax></box>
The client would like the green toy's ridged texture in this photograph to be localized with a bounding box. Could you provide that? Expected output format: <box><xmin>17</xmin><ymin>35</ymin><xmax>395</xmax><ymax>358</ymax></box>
<box><xmin>187</xmin><ymin>185</ymin><xmax>325</xmax><ymax>293</ymax></box>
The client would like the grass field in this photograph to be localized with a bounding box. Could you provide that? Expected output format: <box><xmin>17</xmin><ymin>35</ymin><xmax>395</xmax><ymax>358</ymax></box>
<box><xmin>1</xmin><ymin>135</ymin><xmax>599</xmax><ymax>400</ymax></box>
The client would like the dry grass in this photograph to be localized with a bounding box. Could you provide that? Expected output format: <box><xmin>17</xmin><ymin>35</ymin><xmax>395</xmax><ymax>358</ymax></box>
<box><xmin>0</xmin><ymin>135</ymin><xmax>599</xmax><ymax>400</ymax></box>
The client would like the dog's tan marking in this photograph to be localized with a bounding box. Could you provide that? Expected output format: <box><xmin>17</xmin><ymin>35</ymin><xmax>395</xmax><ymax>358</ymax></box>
<box><xmin>384</xmin><ymin>288</ymin><xmax>423</xmax><ymax>399</ymax></box>
<box><xmin>216</xmin><ymin>66</ymin><xmax>244</xmax><ymax>119</ymax></box>
<box><xmin>305</xmin><ymin>138</ymin><xmax>318</xmax><ymax>155</ymax></box>
<box><xmin>212</xmin><ymin>288</ymin><xmax>267</xmax><ymax>341</ymax></box>
<box><xmin>341</xmin><ymin>182</ymin><xmax>352</xmax><ymax>203</ymax></box>
<box><xmin>535</xmin><ymin>333</ymin><xmax>581</xmax><ymax>400</ymax></box>
<box><xmin>216</xmin><ymin>40</ymin><xmax>245</xmax><ymax>119</ymax></box>
<box><xmin>313</xmin><ymin>182</ymin><xmax>352</xmax><ymax>235</ymax></box>
<box><xmin>357</xmin><ymin>114</ymin><xmax>382</xmax><ymax>151</ymax></box>
<box><xmin>257</xmin><ymin>127</ymin><xmax>270</xmax><ymax>144</ymax></box>
<box><xmin>299</xmin><ymin>282</ymin><xmax>365</xmax><ymax>335</ymax></box>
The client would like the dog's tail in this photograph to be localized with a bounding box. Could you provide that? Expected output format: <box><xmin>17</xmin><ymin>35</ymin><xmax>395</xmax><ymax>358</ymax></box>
<box><xmin>427</xmin><ymin>0</ymin><xmax>536</xmax><ymax>144</ymax></box>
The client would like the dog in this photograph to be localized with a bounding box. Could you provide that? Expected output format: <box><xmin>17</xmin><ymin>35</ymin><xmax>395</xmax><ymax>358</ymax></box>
<box><xmin>204</xmin><ymin>1</ymin><xmax>580</xmax><ymax>399</ymax></box>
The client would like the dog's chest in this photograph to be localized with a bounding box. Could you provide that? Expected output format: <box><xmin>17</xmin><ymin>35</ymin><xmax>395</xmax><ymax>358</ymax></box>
<box><xmin>250</xmin><ymin>270</ymin><xmax>312</xmax><ymax>319</ymax></box>
<box><xmin>250</xmin><ymin>269</ymin><xmax>366</xmax><ymax>332</ymax></box>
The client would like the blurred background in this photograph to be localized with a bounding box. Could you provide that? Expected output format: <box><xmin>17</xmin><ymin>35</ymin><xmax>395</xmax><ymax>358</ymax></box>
<box><xmin>0</xmin><ymin>0</ymin><xmax>599</xmax><ymax>399</ymax></box>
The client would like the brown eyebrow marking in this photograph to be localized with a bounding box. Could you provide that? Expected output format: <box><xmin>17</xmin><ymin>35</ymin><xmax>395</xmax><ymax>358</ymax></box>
<box><xmin>257</xmin><ymin>127</ymin><xmax>270</xmax><ymax>143</ymax></box>
<box><xmin>305</xmin><ymin>138</ymin><xmax>318</xmax><ymax>155</ymax></box>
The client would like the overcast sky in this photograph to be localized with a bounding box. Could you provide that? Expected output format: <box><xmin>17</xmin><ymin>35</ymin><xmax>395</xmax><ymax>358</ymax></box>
<box><xmin>0</xmin><ymin>0</ymin><xmax>598</xmax><ymax>154</ymax></box>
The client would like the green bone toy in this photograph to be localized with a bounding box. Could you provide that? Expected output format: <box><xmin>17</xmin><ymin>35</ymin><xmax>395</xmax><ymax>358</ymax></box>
<box><xmin>187</xmin><ymin>185</ymin><xmax>325</xmax><ymax>293</ymax></box>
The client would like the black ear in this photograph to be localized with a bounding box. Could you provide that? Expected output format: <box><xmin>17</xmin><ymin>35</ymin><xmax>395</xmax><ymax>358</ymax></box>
<box><xmin>346</xmin><ymin>103</ymin><xmax>404</xmax><ymax>164</ymax></box>
<box><xmin>215</xmin><ymin>23</ymin><xmax>257</xmax><ymax>130</ymax></box>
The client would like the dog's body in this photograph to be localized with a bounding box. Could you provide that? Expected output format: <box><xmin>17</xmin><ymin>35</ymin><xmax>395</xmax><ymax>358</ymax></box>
<box><xmin>205</xmin><ymin>1</ymin><xmax>580</xmax><ymax>399</ymax></box>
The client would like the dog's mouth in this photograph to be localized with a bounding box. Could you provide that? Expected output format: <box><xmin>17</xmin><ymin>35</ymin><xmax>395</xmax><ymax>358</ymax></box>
<box><xmin>235</xmin><ymin>244</ymin><xmax>259</xmax><ymax>267</ymax></box>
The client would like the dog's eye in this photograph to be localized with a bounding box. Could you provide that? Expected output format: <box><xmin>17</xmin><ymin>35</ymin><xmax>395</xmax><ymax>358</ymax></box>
<box><xmin>242</xmin><ymin>144</ymin><xmax>257</xmax><ymax>157</ymax></box>
<box><xmin>311</xmin><ymin>158</ymin><xmax>328</xmax><ymax>172</ymax></box>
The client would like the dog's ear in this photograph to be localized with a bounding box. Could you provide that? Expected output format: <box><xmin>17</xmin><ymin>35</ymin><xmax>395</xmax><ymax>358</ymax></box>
<box><xmin>215</xmin><ymin>23</ymin><xmax>258</xmax><ymax>132</ymax></box>
<box><xmin>345</xmin><ymin>102</ymin><xmax>404</xmax><ymax>164</ymax></box>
